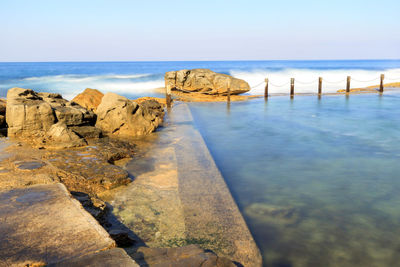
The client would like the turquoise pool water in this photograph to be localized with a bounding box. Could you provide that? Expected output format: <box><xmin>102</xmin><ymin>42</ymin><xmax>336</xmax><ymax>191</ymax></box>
<box><xmin>190</xmin><ymin>93</ymin><xmax>400</xmax><ymax>267</ymax></box>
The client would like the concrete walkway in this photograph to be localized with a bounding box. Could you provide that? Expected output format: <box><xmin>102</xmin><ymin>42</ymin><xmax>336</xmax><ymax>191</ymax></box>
<box><xmin>0</xmin><ymin>183</ymin><xmax>137</xmax><ymax>266</ymax></box>
<box><xmin>107</xmin><ymin>103</ymin><xmax>262</xmax><ymax>267</ymax></box>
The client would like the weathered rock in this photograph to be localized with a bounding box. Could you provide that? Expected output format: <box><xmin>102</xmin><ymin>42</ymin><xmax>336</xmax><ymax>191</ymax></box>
<box><xmin>37</xmin><ymin>92</ymin><xmax>97</xmax><ymax>126</ymax></box>
<box><xmin>6</xmin><ymin>88</ymin><xmax>56</xmax><ymax>138</ymax></box>
<box><xmin>71</xmin><ymin>191</ymin><xmax>108</xmax><ymax>221</ymax></box>
<box><xmin>165</xmin><ymin>69</ymin><xmax>250</xmax><ymax>95</ymax></box>
<box><xmin>0</xmin><ymin>98</ymin><xmax>6</xmax><ymax>114</ymax></box>
<box><xmin>109</xmin><ymin>229</ymin><xmax>136</xmax><ymax>247</ymax></box>
<box><xmin>96</xmin><ymin>93</ymin><xmax>164</xmax><ymax>137</ymax></box>
<box><xmin>72</xmin><ymin>88</ymin><xmax>104</xmax><ymax>111</ymax></box>
<box><xmin>38</xmin><ymin>92</ymin><xmax>68</xmax><ymax>107</ymax></box>
<box><xmin>244</xmin><ymin>202</ymin><xmax>300</xmax><ymax>226</ymax></box>
<box><xmin>44</xmin><ymin>140</ymin><xmax>133</xmax><ymax>194</ymax></box>
<box><xmin>0</xmin><ymin>115</ymin><xmax>4</xmax><ymax>127</ymax></box>
<box><xmin>70</xmin><ymin>125</ymin><xmax>102</xmax><ymax>139</ymax></box>
<box><xmin>45</xmin><ymin>122</ymin><xmax>87</xmax><ymax>149</ymax></box>
<box><xmin>133</xmin><ymin>245</ymin><xmax>236</xmax><ymax>267</ymax></box>
<box><xmin>54</xmin><ymin>102</ymin><xmax>96</xmax><ymax>126</ymax></box>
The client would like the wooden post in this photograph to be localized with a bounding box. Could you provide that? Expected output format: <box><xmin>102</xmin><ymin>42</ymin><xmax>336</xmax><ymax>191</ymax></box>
<box><xmin>166</xmin><ymin>84</ymin><xmax>172</xmax><ymax>108</ymax></box>
<box><xmin>264</xmin><ymin>78</ymin><xmax>269</xmax><ymax>99</ymax></box>
<box><xmin>227</xmin><ymin>84</ymin><xmax>231</xmax><ymax>103</ymax></box>
<box><xmin>346</xmin><ymin>76</ymin><xmax>351</xmax><ymax>93</ymax></box>
<box><xmin>318</xmin><ymin>77</ymin><xmax>322</xmax><ymax>97</ymax></box>
<box><xmin>290</xmin><ymin>78</ymin><xmax>295</xmax><ymax>99</ymax></box>
<box><xmin>380</xmin><ymin>74</ymin><xmax>385</xmax><ymax>93</ymax></box>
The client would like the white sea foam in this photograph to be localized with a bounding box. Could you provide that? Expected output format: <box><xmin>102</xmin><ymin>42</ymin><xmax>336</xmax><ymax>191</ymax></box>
<box><xmin>230</xmin><ymin>68</ymin><xmax>400</xmax><ymax>95</ymax></box>
<box><xmin>14</xmin><ymin>74</ymin><xmax>164</xmax><ymax>100</ymax></box>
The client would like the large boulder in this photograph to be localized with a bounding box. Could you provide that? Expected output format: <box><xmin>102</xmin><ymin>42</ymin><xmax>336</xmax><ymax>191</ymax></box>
<box><xmin>6</xmin><ymin>88</ymin><xmax>100</xmax><ymax>146</ymax></box>
<box><xmin>165</xmin><ymin>69</ymin><xmax>250</xmax><ymax>95</ymax></box>
<box><xmin>72</xmin><ymin>88</ymin><xmax>104</xmax><ymax>112</ymax></box>
<box><xmin>53</xmin><ymin>102</ymin><xmax>96</xmax><ymax>126</ymax></box>
<box><xmin>96</xmin><ymin>93</ymin><xmax>164</xmax><ymax>137</ymax></box>
<box><xmin>38</xmin><ymin>92</ymin><xmax>96</xmax><ymax>126</ymax></box>
<box><xmin>6</xmin><ymin>88</ymin><xmax>56</xmax><ymax>138</ymax></box>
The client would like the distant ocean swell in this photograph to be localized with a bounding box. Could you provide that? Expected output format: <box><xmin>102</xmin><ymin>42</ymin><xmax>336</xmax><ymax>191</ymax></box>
<box><xmin>1</xmin><ymin>68</ymin><xmax>400</xmax><ymax>99</ymax></box>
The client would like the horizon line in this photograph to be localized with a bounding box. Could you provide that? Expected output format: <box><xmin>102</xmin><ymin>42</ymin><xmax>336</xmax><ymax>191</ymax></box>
<box><xmin>0</xmin><ymin>58</ymin><xmax>399</xmax><ymax>64</ymax></box>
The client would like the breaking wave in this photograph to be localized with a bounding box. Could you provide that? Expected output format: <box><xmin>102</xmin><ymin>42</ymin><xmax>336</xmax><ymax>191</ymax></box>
<box><xmin>1</xmin><ymin>73</ymin><xmax>165</xmax><ymax>100</ymax></box>
<box><xmin>2</xmin><ymin>67</ymin><xmax>400</xmax><ymax>100</ymax></box>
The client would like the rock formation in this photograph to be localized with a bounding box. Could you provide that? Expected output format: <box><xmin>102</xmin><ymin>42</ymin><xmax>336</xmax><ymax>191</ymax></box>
<box><xmin>4</xmin><ymin>88</ymin><xmax>165</xmax><ymax>147</ymax></box>
<box><xmin>0</xmin><ymin>99</ymin><xmax>6</xmax><ymax>136</ymax></box>
<box><xmin>96</xmin><ymin>93</ymin><xmax>164</xmax><ymax>137</ymax></box>
<box><xmin>165</xmin><ymin>69</ymin><xmax>250</xmax><ymax>95</ymax></box>
<box><xmin>6</xmin><ymin>88</ymin><xmax>57</xmax><ymax>138</ymax></box>
<box><xmin>5</xmin><ymin>88</ymin><xmax>99</xmax><ymax>148</ymax></box>
<box><xmin>72</xmin><ymin>88</ymin><xmax>104</xmax><ymax>111</ymax></box>
<box><xmin>44</xmin><ymin>122</ymin><xmax>88</xmax><ymax>149</ymax></box>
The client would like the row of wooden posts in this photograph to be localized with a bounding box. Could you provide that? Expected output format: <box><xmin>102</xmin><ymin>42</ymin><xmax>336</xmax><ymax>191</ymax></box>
<box><xmin>263</xmin><ymin>74</ymin><xmax>385</xmax><ymax>100</ymax></box>
<box><xmin>165</xmin><ymin>74</ymin><xmax>386</xmax><ymax>107</ymax></box>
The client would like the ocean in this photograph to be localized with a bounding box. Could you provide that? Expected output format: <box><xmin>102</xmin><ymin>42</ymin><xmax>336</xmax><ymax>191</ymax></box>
<box><xmin>1</xmin><ymin>60</ymin><xmax>400</xmax><ymax>100</ymax></box>
<box><xmin>2</xmin><ymin>60</ymin><xmax>400</xmax><ymax>266</ymax></box>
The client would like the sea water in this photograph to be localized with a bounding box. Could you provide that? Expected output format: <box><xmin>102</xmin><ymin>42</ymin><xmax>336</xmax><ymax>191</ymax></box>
<box><xmin>1</xmin><ymin>60</ymin><xmax>400</xmax><ymax>266</ymax></box>
<box><xmin>1</xmin><ymin>60</ymin><xmax>400</xmax><ymax>99</ymax></box>
<box><xmin>190</xmin><ymin>93</ymin><xmax>400</xmax><ymax>267</ymax></box>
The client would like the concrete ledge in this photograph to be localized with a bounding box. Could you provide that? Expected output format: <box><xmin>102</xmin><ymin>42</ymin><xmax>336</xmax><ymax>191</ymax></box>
<box><xmin>0</xmin><ymin>183</ymin><xmax>115</xmax><ymax>266</ymax></box>
<box><xmin>48</xmin><ymin>248</ymin><xmax>139</xmax><ymax>267</ymax></box>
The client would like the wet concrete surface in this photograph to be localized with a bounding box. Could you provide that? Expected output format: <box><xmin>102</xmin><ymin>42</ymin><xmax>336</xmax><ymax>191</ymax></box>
<box><xmin>104</xmin><ymin>103</ymin><xmax>262</xmax><ymax>267</ymax></box>
<box><xmin>0</xmin><ymin>183</ymin><xmax>116</xmax><ymax>267</ymax></box>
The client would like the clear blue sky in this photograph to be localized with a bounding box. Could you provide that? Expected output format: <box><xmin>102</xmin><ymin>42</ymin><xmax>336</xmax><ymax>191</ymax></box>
<box><xmin>0</xmin><ymin>0</ymin><xmax>399</xmax><ymax>61</ymax></box>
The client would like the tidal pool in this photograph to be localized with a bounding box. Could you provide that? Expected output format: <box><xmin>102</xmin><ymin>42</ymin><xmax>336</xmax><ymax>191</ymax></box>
<box><xmin>190</xmin><ymin>93</ymin><xmax>400</xmax><ymax>267</ymax></box>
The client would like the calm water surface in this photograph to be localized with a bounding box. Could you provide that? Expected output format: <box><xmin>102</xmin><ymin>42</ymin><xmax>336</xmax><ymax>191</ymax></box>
<box><xmin>190</xmin><ymin>93</ymin><xmax>400</xmax><ymax>267</ymax></box>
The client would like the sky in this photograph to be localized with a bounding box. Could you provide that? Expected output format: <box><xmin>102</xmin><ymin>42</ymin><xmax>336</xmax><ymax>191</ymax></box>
<box><xmin>0</xmin><ymin>0</ymin><xmax>399</xmax><ymax>62</ymax></box>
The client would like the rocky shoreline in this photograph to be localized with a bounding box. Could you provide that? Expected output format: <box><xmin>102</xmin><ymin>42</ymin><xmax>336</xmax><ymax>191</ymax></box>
<box><xmin>0</xmin><ymin>74</ymin><xmax>260</xmax><ymax>266</ymax></box>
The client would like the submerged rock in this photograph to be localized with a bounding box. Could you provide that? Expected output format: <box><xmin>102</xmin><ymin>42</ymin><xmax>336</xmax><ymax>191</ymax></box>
<box><xmin>72</xmin><ymin>88</ymin><xmax>104</xmax><ymax>112</ymax></box>
<box><xmin>165</xmin><ymin>69</ymin><xmax>250</xmax><ymax>95</ymax></box>
<box><xmin>96</xmin><ymin>93</ymin><xmax>164</xmax><ymax>137</ymax></box>
<box><xmin>244</xmin><ymin>202</ymin><xmax>300</xmax><ymax>226</ymax></box>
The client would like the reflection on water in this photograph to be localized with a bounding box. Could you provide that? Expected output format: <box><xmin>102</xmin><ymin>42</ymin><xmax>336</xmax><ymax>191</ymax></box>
<box><xmin>190</xmin><ymin>93</ymin><xmax>400</xmax><ymax>267</ymax></box>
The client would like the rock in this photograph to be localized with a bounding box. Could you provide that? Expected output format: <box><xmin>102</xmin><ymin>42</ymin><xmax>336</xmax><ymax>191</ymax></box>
<box><xmin>6</xmin><ymin>88</ymin><xmax>56</xmax><ymax>138</ymax></box>
<box><xmin>109</xmin><ymin>229</ymin><xmax>136</xmax><ymax>247</ymax></box>
<box><xmin>133</xmin><ymin>97</ymin><xmax>166</xmax><ymax>106</ymax></box>
<box><xmin>45</xmin><ymin>122</ymin><xmax>87</xmax><ymax>148</ymax></box>
<box><xmin>54</xmin><ymin>102</ymin><xmax>96</xmax><ymax>126</ymax></box>
<box><xmin>71</xmin><ymin>191</ymin><xmax>108</xmax><ymax>221</ymax></box>
<box><xmin>0</xmin><ymin>98</ymin><xmax>6</xmax><ymax>114</ymax></box>
<box><xmin>37</xmin><ymin>92</ymin><xmax>96</xmax><ymax>126</ymax></box>
<box><xmin>165</xmin><ymin>69</ymin><xmax>250</xmax><ymax>95</ymax></box>
<box><xmin>70</xmin><ymin>126</ymin><xmax>102</xmax><ymax>139</ymax></box>
<box><xmin>134</xmin><ymin>245</ymin><xmax>236</xmax><ymax>267</ymax></box>
<box><xmin>140</xmin><ymin>99</ymin><xmax>164</xmax><ymax>122</ymax></box>
<box><xmin>72</xmin><ymin>88</ymin><xmax>104</xmax><ymax>111</ymax></box>
<box><xmin>0</xmin><ymin>115</ymin><xmax>4</xmax><ymax>127</ymax></box>
<box><xmin>38</xmin><ymin>92</ymin><xmax>68</xmax><ymax>107</ymax></box>
<box><xmin>96</xmin><ymin>93</ymin><xmax>164</xmax><ymax>137</ymax></box>
<box><xmin>244</xmin><ymin>202</ymin><xmax>300</xmax><ymax>226</ymax></box>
